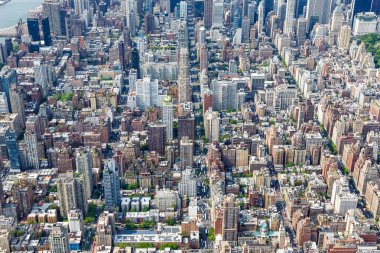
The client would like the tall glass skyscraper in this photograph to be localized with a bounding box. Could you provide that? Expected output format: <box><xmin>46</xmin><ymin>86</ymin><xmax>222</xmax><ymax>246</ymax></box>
<box><xmin>5</xmin><ymin>130</ymin><xmax>20</xmax><ymax>172</ymax></box>
<box><xmin>27</xmin><ymin>18</ymin><xmax>40</xmax><ymax>42</ymax></box>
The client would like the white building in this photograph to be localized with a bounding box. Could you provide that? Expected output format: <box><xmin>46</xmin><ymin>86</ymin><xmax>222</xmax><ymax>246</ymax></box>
<box><xmin>0</xmin><ymin>93</ymin><xmax>9</xmax><ymax>115</ymax></box>
<box><xmin>353</xmin><ymin>12</ymin><xmax>378</xmax><ymax>36</ymax></box>
<box><xmin>135</xmin><ymin>76</ymin><xmax>159</xmax><ymax>110</ymax></box>
<box><xmin>162</xmin><ymin>96</ymin><xmax>173</xmax><ymax>140</ymax></box>
<box><xmin>204</xmin><ymin>109</ymin><xmax>220</xmax><ymax>141</ymax></box>
<box><xmin>68</xmin><ymin>209</ymin><xmax>84</xmax><ymax>233</ymax></box>
<box><xmin>331</xmin><ymin>177</ymin><xmax>358</xmax><ymax>215</ymax></box>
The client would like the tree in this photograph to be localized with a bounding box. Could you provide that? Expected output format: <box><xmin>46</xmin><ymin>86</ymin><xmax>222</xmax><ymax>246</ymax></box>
<box><xmin>127</xmin><ymin>182</ymin><xmax>138</xmax><ymax>190</ymax></box>
<box><xmin>138</xmin><ymin>220</ymin><xmax>156</xmax><ymax>229</ymax></box>
<box><xmin>229</xmin><ymin>119</ymin><xmax>238</xmax><ymax>124</ymax></box>
<box><xmin>160</xmin><ymin>243</ymin><xmax>178</xmax><ymax>250</ymax></box>
<box><xmin>164</xmin><ymin>218</ymin><xmax>177</xmax><ymax>226</ymax></box>
<box><xmin>125</xmin><ymin>219</ymin><xmax>137</xmax><ymax>229</ymax></box>
<box><xmin>207</xmin><ymin>227</ymin><xmax>215</xmax><ymax>241</ymax></box>
<box><xmin>135</xmin><ymin>242</ymin><xmax>155</xmax><ymax>248</ymax></box>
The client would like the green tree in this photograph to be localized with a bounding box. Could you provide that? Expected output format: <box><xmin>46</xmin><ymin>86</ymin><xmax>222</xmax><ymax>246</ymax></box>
<box><xmin>160</xmin><ymin>243</ymin><xmax>178</xmax><ymax>250</ymax></box>
<box><xmin>164</xmin><ymin>218</ymin><xmax>177</xmax><ymax>225</ymax></box>
<box><xmin>207</xmin><ymin>227</ymin><xmax>215</xmax><ymax>241</ymax></box>
<box><xmin>135</xmin><ymin>242</ymin><xmax>155</xmax><ymax>248</ymax></box>
<box><xmin>125</xmin><ymin>219</ymin><xmax>137</xmax><ymax>229</ymax></box>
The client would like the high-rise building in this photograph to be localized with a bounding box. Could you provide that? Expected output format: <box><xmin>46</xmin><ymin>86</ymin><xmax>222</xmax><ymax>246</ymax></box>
<box><xmin>330</xmin><ymin>4</ymin><xmax>344</xmax><ymax>33</ymax></box>
<box><xmin>296</xmin><ymin>17</ymin><xmax>307</xmax><ymax>46</ymax></box>
<box><xmin>147</xmin><ymin>124</ymin><xmax>166</xmax><ymax>155</ymax></box>
<box><xmin>49</xmin><ymin>225</ymin><xmax>69</xmax><ymax>253</ymax></box>
<box><xmin>103</xmin><ymin>159</ymin><xmax>121</xmax><ymax>209</ymax></box>
<box><xmin>134</xmin><ymin>76</ymin><xmax>159</xmax><ymax>110</ymax></box>
<box><xmin>295</xmin><ymin>0</ymin><xmax>307</xmax><ymax>17</ymax></box>
<box><xmin>210</xmin><ymin>80</ymin><xmax>238</xmax><ymax>111</ymax></box>
<box><xmin>24</xmin><ymin>130</ymin><xmax>40</xmax><ymax>169</ymax></box>
<box><xmin>162</xmin><ymin>96</ymin><xmax>173</xmax><ymax>140</ymax></box>
<box><xmin>263</xmin><ymin>0</ymin><xmax>274</xmax><ymax>22</ymax></box>
<box><xmin>351</xmin><ymin>0</ymin><xmax>372</xmax><ymax>24</ymax></box>
<box><xmin>0</xmin><ymin>93</ymin><xmax>8</xmax><ymax>115</ymax></box>
<box><xmin>257</xmin><ymin>1</ymin><xmax>264</xmax><ymax>33</ymax></box>
<box><xmin>74</xmin><ymin>0</ymin><xmax>88</xmax><ymax>16</ymax></box>
<box><xmin>178</xmin><ymin>21</ymin><xmax>189</xmax><ymax>50</ymax></box>
<box><xmin>222</xmin><ymin>194</ymin><xmax>238</xmax><ymax>245</ymax></box>
<box><xmin>178</xmin><ymin>113</ymin><xmax>195</xmax><ymax>141</ymax></box>
<box><xmin>180</xmin><ymin>136</ymin><xmax>193</xmax><ymax>169</ymax></box>
<box><xmin>204</xmin><ymin>0</ymin><xmax>213</xmax><ymax>28</ymax></box>
<box><xmin>68</xmin><ymin>209</ymin><xmax>84</xmax><ymax>233</ymax></box>
<box><xmin>338</xmin><ymin>25</ymin><xmax>351</xmax><ymax>49</ymax></box>
<box><xmin>204</xmin><ymin>109</ymin><xmax>220</xmax><ymax>141</ymax></box>
<box><xmin>212</xmin><ymin>0</ymin><xmax>224</xmax><ymax>27</ymax></box>
<box><xmin>144</xmin><ymin>13</ymin><xmax>155</xmax><ymax>34</ymax></box>
<box><xmin>5</xmin><ymin>130</ymin><xmax>20</xmax><ymax>172</ymax></box>
<box><xmin>27</xmin><ymin>18</ymin><xmax>40</xmax><ymax>41</ymax></box>
<box><xmin>178</xmin><ymin>168</ymin><xmax>197</xmax><ymax>197</ymax></box>
<box><xmin>75</xmin><ymin>148</ymin><xmax>93</xmax><ymax>200</ymax></box>
<box><xmin>42</xmin><ymin>0</ymin><xmax>65</xmax><ymax>36</ymax></box>
<box><xmin>95</xmin><ymin>212</ymin><xmax>115</xmax><ymax>247</ymax></box>
<box><xmin>203</xmin><ymin>88</ymin><xmax>214</xmax><ymax>113</ymax></box>
<box><xmin>284</xmin><ymin>0</ymin><xmax>296</xmax><ymax>34</ymax></box>
<box><xmin>353</xmin><ymin>12</ymin><xmax>378</xmax><ymax>36</ymax></box>
<box><xmin>199</xmin><ymin>44</ymin><xmax>208</xmax><ymax>73</ymax></box>
<box><xmin>178</xmin><ymin>47</ymin><xmax>191</xmax><ymax>103</ymax></box>
<box><xmin>0</xmin><ymin>66</ymin><xmax>17</xmax><ymax>111</ymax></box>
<box><xmin>9</xmin><ymin>87</ymin><xmax>26</xmax><ymax>128</ymax></box>
<box><xmin>34</xmin><ymin>62</ymin><xmax>53</xmax><ymax>97</ymax></box>
<box><xmin>42</xmin><ymin>17</ymin><xmax>52</xmax><ymax>46</ymax></box>
<box><xmin>57</xmin><ymin>172</ymin><xmax>88</xmax><ymax>217</ymax></box>
<box><xmin>180</xmin><ymin>0</ymin><xmax>188</xmax><ymax>20</ymax></box>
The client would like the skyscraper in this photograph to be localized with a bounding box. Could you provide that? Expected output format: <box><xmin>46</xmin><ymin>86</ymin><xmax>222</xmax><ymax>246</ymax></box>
<box><xmin>27</xmin><ymin>18</ymin><xmax>40</xmax><ymax>41</ymax></box>
<box><xmin>103</xmin><ymin>159</ymin><xmax>121</xmax><ymax>209</ymax></box>
<box><xmin>42</xmin><ymin>17</ymin><xmax>52</xmax><ymax>46</ymax></box>
<box><xmin>74</xmin><ymin>0</ymin><xmax>89</xmax><ymax>16</ymax></box>
<box><xmin>57</xmin><ymin>172</ymin><xmax>88</xmax><ymax>217</ymax></box>
<box><xmin>222</xmin><ymin>194</ymin><xmax>238</xmax><ymax>245</ymax></box>
<box><xmin>0</xmin><ymin>66</ymin><xmax>17</xmax><ymax>111</ymax></box>
<box><xmin>180</xmin><ymin>0</ymin><xmax>188</xmax><ymax>20</ymax></box>
<box><xmin>5</xmin><ymin>130</ymin><xmax>20</xmax><ymax>172</ymax></box>
<box><xmin>204</xmin><ymin>109</ymin><xmax>220</xmax><ymax>141</ymax></box>
<box><xmin>284</xmin><ymin>0</ymin><xmax>296</xmax><ymax>35</ymax></box>
<box><xmin>162</xmin><ymin>96</ymin><xmax>174</xmax><ymax>140</ymax></box>
<box><xmin>210</xmin><ymin>80</ymin><xmax>238</xmax><ymax>111</ymax></box>
<box><xmin>295</xmin><ymin>0</ymin><xmax>307</xmax><ymax>17</ymax></box>
<box><xmin>204</xmin><ymin>0</ymin><xmax>213</xmax><ymax>28</ymax></box>
<box><xmin>10</xmin><ymin>88</ymin><xmax>25</xmax><ymax>129</ymax></box>
<box><xmin>338</xmin><ymin>25</ymin><xmax>351</xmax><ymax>50</ymax></box>
<box><xmin>42</xmin><ymin>0</ymin><xmax>65</xmax><ymax>36</ymax></box>
<box><xmin>199</xmin><ymin>44</ymin><xmax>208</xmax><ymax>73</ymax></box>
<box><xmin>178</xmin><ymin>114</ymin><xmax>195</xmax><ymax>141</ymax></box>
<box><xmin>212</xmin><ymin>0</ymin><xmax>224</xmax><ymax>27</ymax></box>
<box><xmin>147</xmin><ymin>124</ymin><xmax>166</xmax><ymax>155</ymax></box>
<box><xmin>0</xmin><ymin>93</ymin><xmax>9</xmax><ymax>115</ymax></box>
<box><xmin>178</xmin><ymin>47</ymin><xmax>191</xmax><ymax>103</ymax></box>
<box><xmin>135</xmin><ymin>76</ymin><xmax>159</xmax><ymax>110</ymax></box>
<box><xmin>24</xmin><ymin>130</ymin><xmax>40</xmax><ymax>169</ymax></box>
<box><xmin>296</xmin><ymin>17</ymin><xmax>307</xmax><ymax>46</ymax></box>
<box><xmin>264</xmin><ymin>0</ymin><xmax>274</xmax><ymax>22</ymax></box>
<box><xmin>75</xmin><ymin>148</ymin><xmax>93</xmax><ymax>200</ymax></box>
<box><xmin>180</xmin><ymin>136</ymin><xmax>194</xmax><ymax>169</ymax></box>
